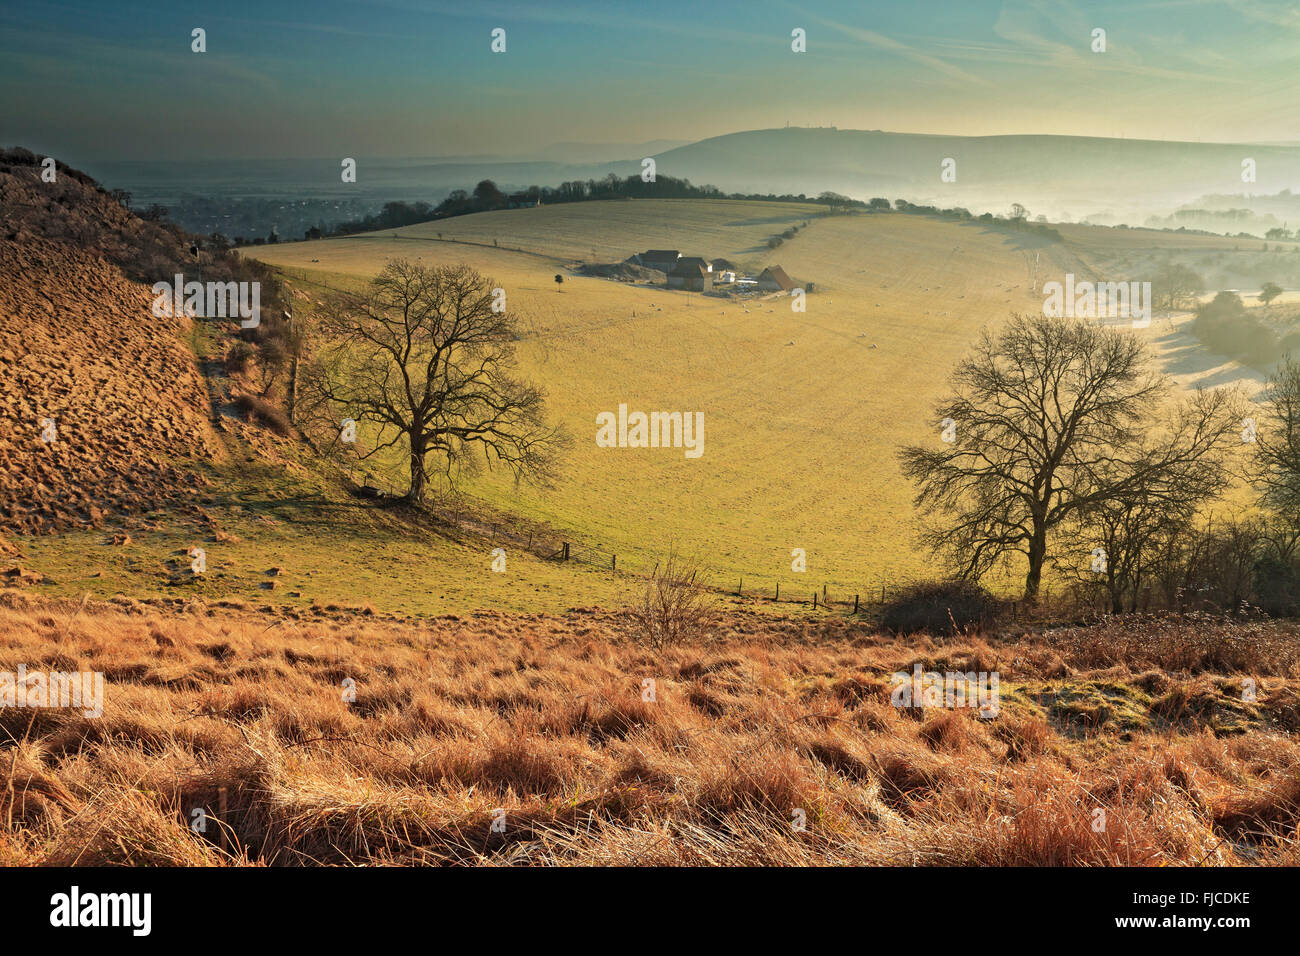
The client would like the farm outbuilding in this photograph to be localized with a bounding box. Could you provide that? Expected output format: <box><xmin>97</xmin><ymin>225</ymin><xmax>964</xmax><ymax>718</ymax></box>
<box><xmin>667</xmin><ymin>260</ymin><xmax>713</xmax><ymax>292</ymax></box>
<box><xmin>637</xmin><ymin>249</ymin><xmax>681</xmax><ymax>272</ymax></box>
<box><xmin>674</xmin><ymin>256</ymin><xmax>712</xmax><ymax>274</ymax></box>
<box><xmin>757</xmin><ymin>265</ymin><xmax>796</xmax><ymax>292</ymax></box>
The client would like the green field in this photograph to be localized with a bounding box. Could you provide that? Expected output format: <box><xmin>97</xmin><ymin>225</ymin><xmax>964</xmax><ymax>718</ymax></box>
<box><xmin>254</xmin><ymin>201</ymin><xmax>1060</xmax><ymax>602</ymax></box>
<box><xmin>20</xmin><ymin>443</ymin><xmax>646</xmax><ymax>619</ymax></box>
<box><xmin>19</xmin><ymin>200</ymin><xmax>1276</xmax><ymax>616</ymax></box>
<box><xmin>379</xmin><ymin>198</ymin><xmax>824</xmax><ymax>265</ymax></box>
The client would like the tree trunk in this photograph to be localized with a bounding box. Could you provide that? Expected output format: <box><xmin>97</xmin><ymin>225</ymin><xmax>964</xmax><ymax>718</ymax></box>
<box><xmin>407</xmin><ymin>434</ymin><xmax>427</xmax><ymax>505</ymax></box>
<box><xmin>1024</xmin><ymin>524</ymin><xmax>1047</xmax><ymax>601</ymax></box>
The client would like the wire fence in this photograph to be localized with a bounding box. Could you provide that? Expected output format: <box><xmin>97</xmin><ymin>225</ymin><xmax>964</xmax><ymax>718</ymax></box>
<box><xmin>291</xmin><ymin>266</ymin><xmax>928</xmax><ymax>616</ymax></box>
<box><xmin>343</xmin><ymin>472</ymin><xmax>929</xmax><ymax>616</ymax></box>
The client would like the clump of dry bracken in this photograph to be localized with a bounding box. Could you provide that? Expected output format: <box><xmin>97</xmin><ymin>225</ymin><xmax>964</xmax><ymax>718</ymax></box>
<box><xmin>0</xmin><ymin>590</ymin><xmax>1296</xmax><ymax>866</ymax></box>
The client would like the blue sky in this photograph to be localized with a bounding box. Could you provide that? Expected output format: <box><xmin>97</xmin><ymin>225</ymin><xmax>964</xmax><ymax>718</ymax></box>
<box><xmin>4</xmin><ymin>0</ymin><xmax>1300</xmax><ymax>159</ymax></box>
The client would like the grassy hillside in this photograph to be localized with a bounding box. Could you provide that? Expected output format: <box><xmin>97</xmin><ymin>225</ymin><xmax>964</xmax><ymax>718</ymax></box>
<box><xmin>9</xmin><ymin>197</ymin><xmax>1277</xmax><ymax>617</ymax></box>
<box><xmin>256</xmin><ymin>202</ymin><xmax>1054</xmax><ymax>599</ymax></box>
<box><xmin>17</xmin><ymin>452</ymin><xmax>645</xmax><ymax>619</ymax></box>
<box><xmin>328</xmin><ymin>198</ymin><xmax>825</xmax><ymax>266</ymax></box>
<box><xmin>12</xmin><ymin>194</ymin><xmax>1279</xmax><ymax>618</ymax></box>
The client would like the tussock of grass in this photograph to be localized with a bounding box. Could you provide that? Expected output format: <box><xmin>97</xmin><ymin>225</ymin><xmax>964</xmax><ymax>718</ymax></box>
<box><xmin>0</xmin><ymin>593</ymin><xmax>1297</xmax><ymax>865</ymax></box>
<box><xmin>1045</xmin><ymin>612</ymin><xmax>1300</xmax><ymax>676</ymax></box>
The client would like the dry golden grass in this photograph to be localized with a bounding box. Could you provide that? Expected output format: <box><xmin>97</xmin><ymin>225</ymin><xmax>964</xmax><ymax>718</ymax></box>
<box><xmin>253</xmin><ymin>206</ymin><xmax>1045</xmax><ymax>594</ymax></box>
<box><xmin>0</xmin><ymin>590</ymin><xmax>1297</xmax><ymax>866</ymax></box>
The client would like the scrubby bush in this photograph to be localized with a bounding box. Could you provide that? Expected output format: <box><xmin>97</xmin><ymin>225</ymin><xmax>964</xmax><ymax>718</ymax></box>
<box><xmin>224</xmin><ymin>341</ymin><xmax>255</xmax><ymax>375</ymax></box>
<box><xmin>1253</xmin><ymin>555</ymin><xmax>1300</xmax><ymax>617</ymax></box>
<box><xmin>1193</xmin><ymin>292</ymin><xmax>1281</xmax><ymax>368</ymax></box>
<box><xmin>881</xmin><ymin>580</ymin><xmax>1003</xmax><ymax>636</ymax></box>
<box><xmin>630</xmin><ymin>551</ymin><xmax>715</xmax><ymax>649</ymax></box>
<box><xmin>233</xmin><ymin>393</ymin><xmax>291</xmax><ymax>435</ymax></box>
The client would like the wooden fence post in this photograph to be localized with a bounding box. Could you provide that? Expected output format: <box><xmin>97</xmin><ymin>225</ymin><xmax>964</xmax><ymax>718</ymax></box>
<box><xmin>775</xmin><ymin>582</ymin><xmax>780</xmax><ymax>601</ymax></box>
<box><xmin>611</xmin><ymin>554</ymin><xmax>616</xmax><ymax>572</ymax></box>
<box><xmin>562</xmin><ymin>542</ymin><xmax>570</xmax><ymax>561</ymax></box>
<box><xmin>813</xmin><ymin>592</ymin><xmax>817</xmax><ymax>608</ymax></box>
<box><xmin>853</xmin><ymin>594</ymin><xmax>859</xmax><ymax>614</ymax></box>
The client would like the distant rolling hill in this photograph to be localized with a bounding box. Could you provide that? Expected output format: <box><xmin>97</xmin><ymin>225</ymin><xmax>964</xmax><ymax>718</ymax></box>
<box><xmin>88</xmin><ymin>129</ymin><xmax>1300</xmax><ymax>240</ymax></box>
<box><xmin>646</xmin><ymin>128</ymin><xmax>1300</xmax><ymax>223</ymax></box>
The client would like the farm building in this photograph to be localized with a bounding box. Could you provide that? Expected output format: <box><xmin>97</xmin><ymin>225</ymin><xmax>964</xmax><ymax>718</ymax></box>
<box><xmin>674</xmin><ymin>256</ymin><xmax>712</xmax><ymax>274</ymax></box>
<box><xmin>507</xmin><ymin>193</ymin><xmax>540</xmax><ymax>209</ymax></box>
<box><xmin>667</xmin><ymin>260</ymin><xmax>714</xmax><ymax>292</ymax></box>
<box><xmin>757</xmin><ymin>265</ymin><xmax>796</xmax><ymax>292</ymax></box>
<box><xmin>637</xmin><ymin>249</ymin><xmax>681</xmax><ymax>272</ymax></box>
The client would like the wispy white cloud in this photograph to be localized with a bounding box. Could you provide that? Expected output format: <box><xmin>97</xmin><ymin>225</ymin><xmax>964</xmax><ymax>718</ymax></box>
<box><xmin>365</xmin><ymin>0</ymin><xmax>781</xmax><ymax>46</ymax></box>
<box><xmin>211</xmin><ymin>17</ymin><xmax>412</xmax><ymax>42</ymax></box>
<box><xmin>988</xmin><ymin>0</ymin><xmax>1240</xmax><ymax>83</ymax></box>
<box><xmin>791</xmin><ymin>7</ymin><xmax>989</xmax><ymax>85</ymax></box>
<box><xmin>1223</xmin><ymin>0</ymin><xmax>1300</xmax><ymax>30</ymax></box>
<box><xmin>0</xmin><ymin>24</ymin><xmax>279</xmax><ymax>93</ymax></box>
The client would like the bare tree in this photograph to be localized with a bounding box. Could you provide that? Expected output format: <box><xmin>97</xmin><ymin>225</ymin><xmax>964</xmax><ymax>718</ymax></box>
<box><xmin>818</xmin><ymin>191</ymin><xmax>852</xmax><ymax>213</ymax></box>
<box><xmin>1056</xmin><ymin>391</ymin><xmax>1237</xmax><ymax>612</ymax></box>
<box><xmin>899</xmin><ymin>314</ymin><xmax>1242</xmax><ymax>601</ymax></box>
<box><xmin>1152</xmin><ymin>262</ymin><xmax>1204</xmax><ymax>311</ymax></box>
<box><xmin>302</xmin><ymin>260</ymin><xmax>567</xmax><ymax>505</ymax></box>
<box><xmin>1251</xmin><ymin>355</ymin><xmax>1300</xmax><ymax>558</ymax></box>
<box><xmin>1168</xmin><ymin>516</ymin><xmax>1264</xmax><ymax>612</ymax></box>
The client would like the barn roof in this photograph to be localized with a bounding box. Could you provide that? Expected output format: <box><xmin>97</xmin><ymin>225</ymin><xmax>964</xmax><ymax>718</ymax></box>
<box><xmin>758</xmin><ymin>265</ymin><xmax>795</xmax><ymax>290</ymax></box>
<box><xmin>669</xmin><ymin>259</ymin><xmax>710</xmax><ymax>277</ymax></box>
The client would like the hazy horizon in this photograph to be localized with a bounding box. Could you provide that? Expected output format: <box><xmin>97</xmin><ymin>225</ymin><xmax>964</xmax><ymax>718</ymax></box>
<box><xmin>7</xmin><ymin>0</ymin><xmax>1300</xmax><ymax>161</ymax></box>
<box><xmin>61</xmin><ymin>125</ymin><xmax>1300</xmax><ymax>167</ymax></box>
